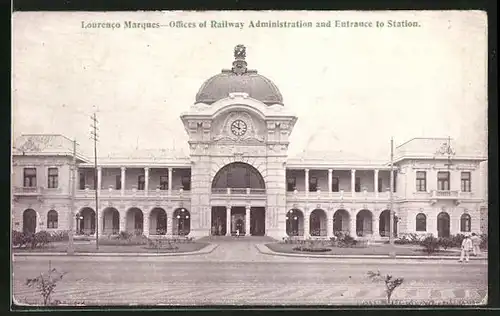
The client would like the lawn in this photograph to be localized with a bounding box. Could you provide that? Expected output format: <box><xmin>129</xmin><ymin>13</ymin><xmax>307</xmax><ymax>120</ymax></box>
<box><xmin>265</xmin><ymin>242</ymin><xmax>464</xmax><ymax>257</ymax></box>
<box><xmin>12</xmin><ymin>241</ymin><xmax>209</xmax><ymax>254</ymax></box>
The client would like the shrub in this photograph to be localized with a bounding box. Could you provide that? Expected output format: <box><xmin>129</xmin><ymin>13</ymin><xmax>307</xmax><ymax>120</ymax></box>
<box><xmin>31</xmin><ymin>231</ymin><xmax>52</xmax><ymax>249</ymax></box>
<box><xmin>332</xmin><ymin>232</ymin><xmax>357</xmax><ymax>248</ymax></box>
<box><xmin>118</xmin><ymin>231</ymin><xmax>132</xmax><ymax>240</ymax></box>
<box><xmin>438</xmin><ymin>237</ymin><xmax>453</xmax><ymax>250</ymax></box>
<box><xmin>99</xmin><ymin>234</ymin><xmax>148</xmax><ymax>246</ymax></box>
<box><xmin>480</xmin><ymin>234</ymin><xmax>488</xmax><ymax>250</ymax></box>
<box><xmin>367</xmin><ymin>270</ymin><xmax>404</xmax><ymax>304</ymax></box>
<box><xmin>420</xmin><ymin>236</ymin><xmax>440</xmax><ymax>255</ymax></box>
<box><xmin>49</xmin><ymin>231</ymin><xmax>69</xmax><ymax>242</ymax></box>
<box><xmin>450</xmin><ymin>234</ymin><xmax>465</xmax><ymax>248</ymax></box>
<box><xmin>292</xmin><ymin>246</ymin><xmax>331</xmax><ymax>252</ymax></box>
<box><xmin>12</xmin><ymin>230</ymin><xmax>26</xmax><ymax>247</ymax></box>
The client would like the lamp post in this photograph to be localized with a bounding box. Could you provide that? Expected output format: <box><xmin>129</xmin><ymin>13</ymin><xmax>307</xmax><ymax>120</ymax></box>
<box><xmin>389</xmin><ymin>137</ymin><xmax>396</xmax><ymax>258</ymax></box>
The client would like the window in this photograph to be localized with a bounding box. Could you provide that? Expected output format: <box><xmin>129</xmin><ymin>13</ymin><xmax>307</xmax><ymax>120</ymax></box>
<box><xmin>47</xmin><ymin>210</ymin><xmax>58</xmax><ymax>229</ymax></box>
<box><xmin>437</xmin><ymin>171</ymin><xmax>450</xmax><ymax>191</ymax></box>
<box><xmin>309</xmin><ymin>177</ymin><xmax>318</xmax><ymax>192</ymax></box>
<box><xmin>355</xmin><ymin>177</ymin><xmax>361</xmax><ymax>192</ymax></box>
<box><xmin>182</xmin><ymin>176</ymin><xmax>191</xmax><ymax>190</ymax></box>
<box><xmin>47</xmin><ymin>168</ymin><xmax>58</xmax><ymax>188</ymax></box>
<box><xmin>116</xmin><ymin>175</ymin><xmax>121</xmax><ymax>190</ymax></box>
<box><xmin>460</xmin><ymin>213</ymin><xmax>471</xmax><ymax>232</ymax></box>
<box><xmin>416</xmin><ymin>171</ymin><xmax>427</xmax><ymax>192</ymax></box>
<box><xmin>332</xmin><ymin>177</ymin><xmax>339</xmax><ymax>192</ymax></box>
<box><xmin>138</xmin><ymin>175</ymin><xmax>145</xmax><ymax>190</ymax></box>
<box><xmin>287</xmin><ymin>177</ymin><xmax>296</xmax><ymax>192</ymax></box>
<box><xmin>415</xmin><ymin>213</ymin><xmax>427</xmax><ymax>231</ymax></box>
<box><xmin>23</xmin><ymin>168</ymin><xmax>37</xmax><ymax>187</ymax></box>
<box><xmin>160</xmin><ymin>176</ymin><xmax>169</xmax><ymax>190</ymax></box>
<box><xmin>79</xmin><ymin>172</ymin><xmax>86</xmax><ymax>189</ymax></box>
<box><xmin>461</xmin><ymin>172</ymin><xmax>471</xmax><ymax>192</ymax></box>
<box><xmin>378</xmin><ymin>178</ymin><xmax>383</xmax><ymax>192</ymax></box>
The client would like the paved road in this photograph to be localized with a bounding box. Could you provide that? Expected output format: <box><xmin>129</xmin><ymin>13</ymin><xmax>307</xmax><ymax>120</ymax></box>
<box><xmin>12</xmin><ymin>239</ymin><xmax>487</xmax><ymax>306</ymax></box>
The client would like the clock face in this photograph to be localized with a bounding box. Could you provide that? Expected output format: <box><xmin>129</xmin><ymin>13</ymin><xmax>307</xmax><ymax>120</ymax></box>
<box><xmin>230</xmin><ymin>119</ymin><xmax>247</xmax><ymax>136</ymax></box>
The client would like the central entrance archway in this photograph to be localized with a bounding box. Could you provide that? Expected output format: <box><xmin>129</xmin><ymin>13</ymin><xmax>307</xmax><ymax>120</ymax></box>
<box><xmin>211</xmin><ymin>162</ymin><xmax>266</xmax><ymax>236</ymax></box>
<box><xmin>212</xmin><ymin>162</ymin><xmax>265</xmax><ymax>189</ymax></box>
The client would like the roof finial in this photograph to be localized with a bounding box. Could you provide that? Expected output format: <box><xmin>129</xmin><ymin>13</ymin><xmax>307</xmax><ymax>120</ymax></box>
<box><xmin>232</xmin><ymin>44</ymin><xmax>248</xmax><ymax>75</ymax></box>
<box><xmin>234</xmin><ymin>44</ymin><xmax>246</xmax><ymax>60</ymax></box>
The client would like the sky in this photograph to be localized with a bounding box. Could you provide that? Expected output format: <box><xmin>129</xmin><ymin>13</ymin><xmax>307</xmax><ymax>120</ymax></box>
<box><xmin>12</xmin><ymin>11</ymin><xmax>488</xmax><ymax>159</ymax></box>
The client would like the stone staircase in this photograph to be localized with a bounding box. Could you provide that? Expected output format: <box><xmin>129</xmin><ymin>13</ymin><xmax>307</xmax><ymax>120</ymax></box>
<box><xmin>197</xmin><ymin>235</ymin><xmax>277</xmax><ymax>243</ymax></box>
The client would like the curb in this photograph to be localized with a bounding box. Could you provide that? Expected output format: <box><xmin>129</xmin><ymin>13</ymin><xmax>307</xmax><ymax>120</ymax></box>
<box><xmin>255</xmin><ymin>244</ymin><xmax>488</xmax><ymax>262</ymax></box>
<box><xmin>12</xmin><ymin>244</ymin><xmax>218</xmax><ymax>257</ymax></box>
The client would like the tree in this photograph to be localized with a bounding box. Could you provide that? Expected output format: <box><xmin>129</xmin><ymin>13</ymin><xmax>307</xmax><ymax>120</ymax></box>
<box><xmin>367</xmin><ymin>270</ymin><xmax>404</xmax><ymax>304</ymax></box>
<box><xmin>25</xmin><ymin>261</ymin><xmax>66</xmax><ymax>305</ymax></box>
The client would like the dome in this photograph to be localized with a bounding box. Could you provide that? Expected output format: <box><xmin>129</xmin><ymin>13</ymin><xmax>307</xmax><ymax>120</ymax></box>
<box><xmin>195</xmin><ymin>45</ymin><xmax>284</xmax><ymax>106</ymax></box>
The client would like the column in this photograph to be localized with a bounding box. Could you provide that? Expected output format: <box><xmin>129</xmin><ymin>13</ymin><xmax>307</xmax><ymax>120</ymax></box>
<box><xmin>350</xmin><ymin>209</ymin><xmax>357</xmax><ymax>238</ymax></box>
<box><xmin>97</xmin><ymin>167</ymin><xmax>102</xmax><ymax>191</ymax></box>
<box><xmin>351</xmin><ymin>169</ymin><xmax>356</xmax><ymax>196</ymax></box>
<box><xmin>120</xmin><ymin>167</ymin><xmax>126</xmax><ymax>196</ymax></box>
<box><xmin>374</xmin><ymin>169</ymin><xmax>379</xmax><ymax>198</ymax></box>
<box><xmin>168</xmin><ymin>168</ymin><xmax>173</xmax><ymax>192</ymax></box>
<box><xmin>119</xmin><ymin>211</ymin><xmax>126</xmax><ymax>234</ymax></box>
<box><xmin>327</xmin><ymin>209</ymin><xmax>334</xmax><ymax>237</ymax></box>
<box><xmin>245</xmin><ymin>206</ymin><xmax>251</xmax><ymax>236</ymax></box>
<box><xmin>166</xmin><ymin>210</ymin><xmax>173</xmax><ymax>236</ymax></box>
<box><xmin>226</xmin><ymin>206</ymin><xmax>232</xmax><ymax>236</ymax></box>
<box><xmin>305</xmin><ymin>169</ymin><xmax>310</xmax><ymax>196</ymax></box>
<box><xmin>144</xmin><ymin>167</ymin><xmax>149</xmax><ymax>196</ymax></box>
<box><xmin>328</xmin><ymin>169</ymin><xmax>333</xmax><ymax>194</ymax></box>
<box><xmin>143</xmin><ymin>211</ymin><xmax>150</xmax><ymax>237</ymax></box>
<box><xmin>304</xmin><ymin>208</ymin><xmax>310</xmax><ymax>238</ymax></box>
<box><xmin>372</xmin><ymin>214</ymin><xmax>379</xmax><ymax>238</ymax></box>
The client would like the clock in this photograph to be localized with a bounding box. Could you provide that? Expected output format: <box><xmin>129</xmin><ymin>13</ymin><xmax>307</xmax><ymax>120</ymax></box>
<box><xmin>230</xmin><ymin>119</ymin><xmax>247</xmax><ymax>136</ymax></box>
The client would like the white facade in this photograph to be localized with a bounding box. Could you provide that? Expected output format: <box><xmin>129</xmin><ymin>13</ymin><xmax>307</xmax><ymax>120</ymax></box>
<box><xmin>11</xmin><ymin>46</ymin><xmax>487</xmax><ymax>240</ymax></box>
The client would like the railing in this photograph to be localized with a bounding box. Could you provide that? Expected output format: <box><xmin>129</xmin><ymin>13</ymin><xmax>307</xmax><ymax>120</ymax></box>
<box><xmin>13</xmin><ymin>186</ymin><xmax>42</xmax><ymax>194</ymax></box>
<box><xmin>286</xmin><ymin>190</ymin><xmax>391</xmax><ymax>200</ymax></box>
<box><xmin>431</xmin><ymin>190</ymin><xmax>459</xmax><ymax>198</ymax></box>
<box><xmin>211</xmin><ymin>188</ymin><xmax>267</xmax><ymax>195</ymax></box>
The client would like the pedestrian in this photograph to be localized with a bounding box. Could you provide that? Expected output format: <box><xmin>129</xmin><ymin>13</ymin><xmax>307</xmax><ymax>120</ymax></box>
<box><xmin>471</xmin><ymin>233</ymin><xmax>481</xmax><ymax>256</ymax></box>
<box><xmin>236</xmin><ymin>228</ymin><xmax>240</xmax><ymax>238</ymax></box>
<box><xmin>459</xmin><ymin>234</ymin><xmax>473</xmax><ymax>263</ymax></box>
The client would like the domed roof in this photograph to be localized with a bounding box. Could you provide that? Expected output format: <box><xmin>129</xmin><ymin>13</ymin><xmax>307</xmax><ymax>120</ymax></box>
<box><xmin>195</xmin><ymin>45</ymin><xmax>284</xmax><ymax>106</ymax></box>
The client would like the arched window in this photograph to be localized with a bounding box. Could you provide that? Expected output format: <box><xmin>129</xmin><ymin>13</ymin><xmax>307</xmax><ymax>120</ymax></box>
<box><xmin>460</xmin><ymin>213</ymin><xmax>471</xmax><ymax>232</ymax></box>
<box><xmin>47</xmin><ymin>210</ymin><xmax>58</xmax><ymax>229</ymax></box>
<box><xmin>415</xmin><ymin>213</ymin><xmax>426</xmax><ymax>232</ymax></box>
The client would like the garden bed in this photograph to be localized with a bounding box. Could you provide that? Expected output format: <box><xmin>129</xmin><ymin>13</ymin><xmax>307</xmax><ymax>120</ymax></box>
<box><xmin>266</xmin><ymin>243</ymin><xmax>462</xmax><ymax>256</ymax></box>
<box><xmin>12</xmin><ymin>241</ymin><xmax>209</xmax><ymax>254</ymax></box>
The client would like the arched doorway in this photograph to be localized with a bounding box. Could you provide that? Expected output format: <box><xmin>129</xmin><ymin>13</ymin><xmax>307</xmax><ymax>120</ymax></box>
<box><xmin>356</xmin><ymin>209</ymin><xmax>373</xmax><ymax>237</ymax></box>
<box><xmin>23</xmin><ymin>209</ymin><xmax>37</xmax><ymax>234</ymax></box>
<box><xmin>250</xmin><ymin>207</ymin><xmax>266</xmax><ymax>236</ymax></box>
<box><xmin>77</xmin><ymin>207</ymin><xmax>96</xmax><ymax>235</ymax></box>
<box><xmin>379</xmin><ymin>210</ymin><xmax>399</xmax><ymax>238</ymax></box>
<box><xmin>211</xmin><ymin>206</ymin><xmax>226</xmax><ymax>236</ymax></box>
<box><xmin>149</xmin><ymin>208</ymin><xmax>167</xmax><ymax>235</ymax></box>
<box><xmin>333</xmin><ymin>209</ymin><xmax>350</xmax><ymax>235</ymax></box>
<box><xmin>211</xmin><ymin>162</ymin><xmax>266</xmax><ymax>236</ymax></box>
<box><xmin>173</xmin><ymin>208</ymin><xmax>190</xmax><ymax>236</ymax></box>
<box><xmin>102</xmin><ymin>207</ymin><xmax>120</xmax><ymax>235</ymax></box>
<box><xmin>127</xmin><ymin>208</ymin><xmax>144</xmax><ymax>235</ymax></box>
<box><xmin>437</xmin><ymin>212</ymin><xmax>450</xmax><ymax>237</ymax></box>
<box><xmin>286</xmin><ymin>209</ymin><xmax>304</xmax><ymax>236</ymax></box>
<box><xmin>310</xmin><ymin>209</ymin><xmax>327</xmax><ymax>236</ymax></box>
